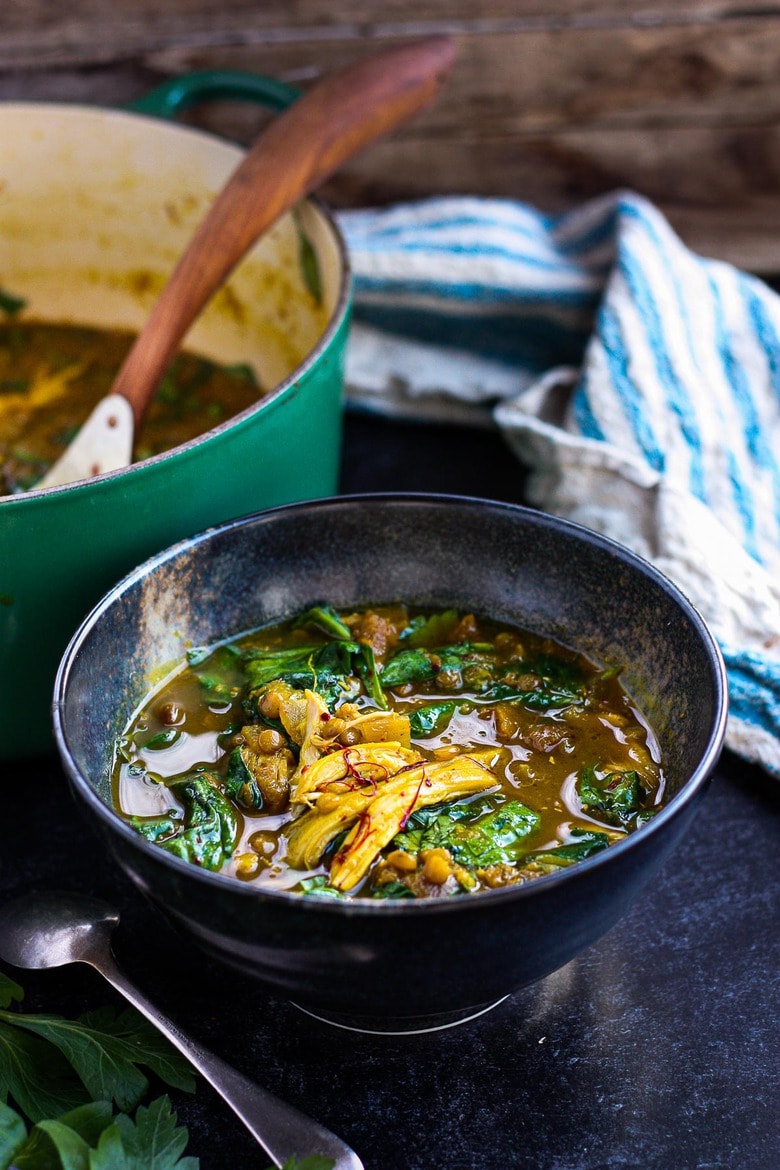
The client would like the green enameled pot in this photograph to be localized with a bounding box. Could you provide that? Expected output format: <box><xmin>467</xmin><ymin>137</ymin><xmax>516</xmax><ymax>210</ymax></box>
<box><xmin>0</xmin><ymin>75</ymin><xmax>352</xmax><ymax>758</ymax></box>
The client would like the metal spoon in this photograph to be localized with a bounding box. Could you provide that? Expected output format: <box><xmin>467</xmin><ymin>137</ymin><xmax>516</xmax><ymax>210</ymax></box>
<box><xmin>0</xmin><ymin>890</ymin><xmax>364</xmax><ymax>1170</ymax></box>
<box><xmin>35</xmin><ymin>35</ymin><xmax>456</xmax><ymax>489</ymax></box>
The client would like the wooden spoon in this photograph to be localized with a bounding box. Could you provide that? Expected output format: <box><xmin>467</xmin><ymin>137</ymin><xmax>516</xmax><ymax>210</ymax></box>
<box><xmin>36</xmin><ymin>37</ymin><xmax>456</xmax><ymax>490</ymax></box>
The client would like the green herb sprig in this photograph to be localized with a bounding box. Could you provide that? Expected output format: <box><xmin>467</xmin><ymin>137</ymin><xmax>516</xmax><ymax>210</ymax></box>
<box><xmin>0</xmin><ymin>969</ymin><xmax>197</xmax><ymax>1169</ymax></box>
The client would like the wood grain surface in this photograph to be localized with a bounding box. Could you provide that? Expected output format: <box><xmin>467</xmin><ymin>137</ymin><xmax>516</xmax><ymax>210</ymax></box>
<box><xmin>3</xmin><ymin>1</ymin><xmax>780</xmax><ymax>272</ymax></box>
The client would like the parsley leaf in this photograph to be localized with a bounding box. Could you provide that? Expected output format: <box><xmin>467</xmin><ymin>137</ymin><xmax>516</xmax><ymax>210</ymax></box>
<box><xmin>90</xmin><ymin>1095</ymin><xmax>198</xmax><ymax>1170</ymax></box>
<box><xmin>0</xmin><ymin>975</ymin><xmax>195</xmax><ymax>1131</ymax></box>
<box><xmin>1</xmin><ymin>1005</ymin><xmax>195</xmax><ymax>1118</ymax></box>
<box><xmin>0</xmin><ymin>1019</ymin><xmax>90</xmax><ymax>1122</ymax></box>
<box><xmin>0</xmin><ymin>1099</ymin><xmax>27</xmax><ymax>1166</ymax></box>
<box><xmin>0</xmin><ymin>971</ymin><xmax>23</xmax><ymax>1009</ymax></box>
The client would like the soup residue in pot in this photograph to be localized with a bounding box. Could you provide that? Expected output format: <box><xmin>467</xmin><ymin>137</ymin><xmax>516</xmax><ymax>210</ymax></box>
<box><xmin>0</xmin><ymin>322</ymin><xmax>262</xmax><ymax>494</ymax></box>
<box><xmin>113</xmin><ymin>604</ymin><xmax>667</xmax><ymax>900</ymax></box>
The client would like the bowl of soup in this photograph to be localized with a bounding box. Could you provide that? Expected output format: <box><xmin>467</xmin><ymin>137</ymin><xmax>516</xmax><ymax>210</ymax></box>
<box><xmin>53</xmin><ymin>493</ymin><xmax>728</xmax><ymax>1032</ymax></box>
<box><xmin>0</xmin><ymin>96</ymin><xmax>351</xmax><ymax>757</ymax></box>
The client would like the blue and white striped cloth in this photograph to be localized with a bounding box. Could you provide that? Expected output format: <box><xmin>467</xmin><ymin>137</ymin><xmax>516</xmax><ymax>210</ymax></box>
<box><xmin>336</xmin><ymin>192</ymin><xmax>780</xmax><ymax>778</ymax></box>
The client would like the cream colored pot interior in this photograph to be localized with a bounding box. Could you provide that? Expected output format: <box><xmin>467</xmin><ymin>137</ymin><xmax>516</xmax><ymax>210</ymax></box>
<box><xmin>0</xmin><ymin>104</ymin><xmax>342</xmax><ymax>384</ymax></box>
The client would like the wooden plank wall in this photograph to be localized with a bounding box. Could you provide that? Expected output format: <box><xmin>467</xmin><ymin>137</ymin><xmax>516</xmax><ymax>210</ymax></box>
<box><xmin>3</xmin><ymin>1</ymin><xmax>780</xmax><ymax>273</ymax></box>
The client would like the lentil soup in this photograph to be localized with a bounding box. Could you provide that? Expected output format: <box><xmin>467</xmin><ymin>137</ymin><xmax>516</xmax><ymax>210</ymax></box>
<box><xmin>113</xmin><ymin>604</ymin><xmax>666</xmax><ymax>900</ymax></box>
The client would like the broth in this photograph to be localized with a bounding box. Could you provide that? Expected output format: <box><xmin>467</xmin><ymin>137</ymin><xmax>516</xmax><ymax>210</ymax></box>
<box><xmin>0</xmin><ymin>322</ymin><xmax>262</xmax><ymax>493</ymax></box>
<box><xmin>113</xmin><ymin>604</ymin><xmax>666</xmax><ymax>900</ymax></box>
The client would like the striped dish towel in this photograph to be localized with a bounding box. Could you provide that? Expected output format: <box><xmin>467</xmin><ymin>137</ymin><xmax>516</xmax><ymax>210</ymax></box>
<box><xmin>336</xmin><ymin>192</ymin><xmax>780</xmax><ymax>778</ymax></box>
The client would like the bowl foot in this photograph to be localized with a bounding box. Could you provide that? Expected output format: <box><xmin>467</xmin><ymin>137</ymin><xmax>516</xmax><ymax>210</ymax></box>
<box><xmin>290</xmin><ymin>994</ymin><xmax>511</xmax><ymax>1035</ymax></box>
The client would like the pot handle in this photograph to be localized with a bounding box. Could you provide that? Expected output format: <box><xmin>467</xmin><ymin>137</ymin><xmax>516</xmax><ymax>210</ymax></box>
<box><xmin>129</xmin><ymin>69</ymin><xmax>302</xmax><ymax>119</ymax></box>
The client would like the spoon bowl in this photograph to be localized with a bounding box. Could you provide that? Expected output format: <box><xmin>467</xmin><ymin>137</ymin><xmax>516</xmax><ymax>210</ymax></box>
<box><xmin>0</xmin><ymin>891</ymin><xmax>118</xmax><ymax>969</ymax></box>
<box><xmin>0</xmin><ymin>890</ymin><xmax>364</xmax><ymax>1170</ymax></box>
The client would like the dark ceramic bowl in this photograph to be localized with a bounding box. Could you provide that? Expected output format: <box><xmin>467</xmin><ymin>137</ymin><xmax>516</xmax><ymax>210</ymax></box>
<box><xmin>53</xmin><ymin>494</ymin><xmax>728</xmax><ymax>1032</ymax></box>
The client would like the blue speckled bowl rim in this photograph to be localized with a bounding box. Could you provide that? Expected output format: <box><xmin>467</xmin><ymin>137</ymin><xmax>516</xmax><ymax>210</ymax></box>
<box><xmin>53</xmin><ymin>491</ymin><xmax>729</xmax><ymax>917</ymax></box>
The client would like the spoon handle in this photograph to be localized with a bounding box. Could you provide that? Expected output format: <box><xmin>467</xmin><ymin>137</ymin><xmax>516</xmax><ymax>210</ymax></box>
<box><xmin>112</xmin><ymin>35</ymin><xmax>456</xmax><ymax>427</ymax></box>
<box><xmin>89</xmin><ymin>947</ymin><xmax>363</xmax><ymax>1170</ymax></box>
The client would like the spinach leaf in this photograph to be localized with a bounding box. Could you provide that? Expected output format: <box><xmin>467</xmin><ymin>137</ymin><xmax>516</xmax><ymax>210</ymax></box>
<box><xmin>370</xmin><ymin>881</ymin><xmax>416</xmax><ymax>899</ymax></box>
<box><xmin>394</xmin><ymin>799</ymin><xmax>540</xmax><ymax>868</ymax></box>
<box><xmin>186</xmin><ymin>643</ymin><xmax>245</xmax><ymax>703</ymax></box>
<box><xmin>142</xmin><ymin>727</ymin><xmax>181</xmax><ymax>752</ymax></box>
<box><xmin>224</xmin><ymin>361</ymin><xmax>259</xmax><ymax>386</ymax></box>
<box><xmin>379</xmin><ymin>648</ymin><xmax>436</xmax><ymax>688</ymax></box>
<box><xmin>530</xmin><ymin>828</ymin><xmax>611</xmax><ymax>866</ymax></box>
<box><xmin>476</xmin><ymin>682</ymin><xmax>583</xmax><ymax>710</ymax></box>
<box><xmin>0</xmin><ymin>288</ymin><xmax>26</xmax><ymax>317</ymax></box>
<box><xmin>533</xmin><ymin>653</ymin><xmax>586</xmax><ymax>692</ymax></box>
<box><xmin>290</xmin><ymin>606</ymin><xmax>387</xmax><ymax>709</ymax></box>
<box><xmin>293</xmin><ymin>604</ymin><xmax>352</xmax><ymax>641</ymax></box>
<box><xmin>399</xmin><ymin>610</ymin><xmax>458</xmax><ymax>647</ymax></box>
<box><xmin>578</xmin><ymin>766</ymin><xmax>646</xmax><ymax>827</ymax></box>
<box><xmin>408</xmin><ymin>701</ymin><xmax>460</xmax><ymax>736</ymax></box>
<box><xmin>133</xmin><ymin>775</ymin><xmax>238</xmax><ymax>870</ymax></box>
<box><xmin>381</xmin><ymin>643</ymin><xmax>487</xmax><ymax>689</ymax></box>
<box><xmin>298</xmin><ymin>876</ymin><xmax>344</xmax><ymax>900</ymax></box>
<box><xmin>224</xmin><ymin>747</ymin><xmax>264</xmax><ymax>811</ymax></box>
<box><xmin>244</xmin><ymin>641</ymin><xmax>356</xmax><ymax>708</ymax></box>
<box><xmin>293</xmin><ymin>210</ymin><xmax>323</xmax><ymax>306</ymax></box>
<box><xmin>354</xmin><ymin>641</ymin><xmax>387</xmax><ymax>710</ymax></box>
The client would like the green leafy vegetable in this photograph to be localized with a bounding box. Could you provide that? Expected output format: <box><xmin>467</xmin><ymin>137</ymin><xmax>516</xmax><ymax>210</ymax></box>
<box><xmin>0</xmin><ymin>1099</ymin><xmax>27</xmax><ymax>1166</ymax></box>
<box><xmin>370</xmin><ymin>881</ymin><xmax>415</xmax><ymax>899</ymax></box>
<box><xmin>292</xmin><ymin>605</ymin><xmax>387</xmax><ymax>709</ymax></box>
<box><xmin>3</xmin><ymin>1096</ymin><xmax>198</xmax><ymax>1170</ymax></box>
<box><xmin>578</xmin><ymin>766</ymin><xmax>646</xmax><ymax>827</ymax></box>
<box><xmin>0</xmin><ymin>970</ymin><xmax>197</xmax><ymax>1170</ymax></box>
<box><xmin>476</xmin><ymin>682</ymin><xmax>583</xmax><ymax>710</ymax></box>
<box><xmin>186</xmin><ymin>643</ymin><xmax>245</xmax><ymax>703</ymax></box>
<box><xmin>298</xmin><ymin>876</ymin><xmax>345</xmax><ymax>899</ymax></box>
<box><xmin>0</xmin><ymin>971</ymin><xmax>23</xmax><ymax>1008</ymax></box>
<box><xmin>224</xmin><ymin>747</ymin><xmax>264</xmax><ymax>811</ymax></box>
<box><xmin>244</xmin><ymin>642</ymin><xmax>356</xmax><ymax>708</ymax></box>
<box><xmin>532</xmin><ymin>653</ymin><xmax>586</xmax><ymax>692</ymax></box>
<box><xmin>0</xmin><ymin>1019</ymin><xmax>95</xmax><ymax>1123</ymax></box>
<box><xmin>89</xmin><ymin>1095</ymin><xmax>197</xmax><ymax>1170</ymax></box>
<box><xmin>381</xmin><ymin>642</ymin><xmax>487</xmax><ymax>688</ymax></box>
<box><xmin>293</xmin><ymin>211</ymin><xmax>323</xmax><ymax>306</ymax></box>
<box><xmin>0</xmin><ymin>288</ymin><xmax>26</xmax><ymax>317</ymax></box>
<box><xmin>530</xmin><ymin>828</ymin><xmax>611</xmax><ymax>867</ymax></box>
<box><xmin>398</xmin><ymin>610</ymin><xmax>458</xmax><ymax>647</ymax></box>
<box><xmin>353</xmin><ymin>641</ymin><xmax>387</xmax><ymax>710</ymax></box>
<box><xmin>408</xmin><ymin>700</ymin><xmax>460</xmax><ymax>737</ymax></box>
<box><xmin>0</xmin><ymin>1005</ymin><xmax>194</xmax><ymax>1122</ymax></box>
<box><xmin>143</xmin><ymin>728</ymin><xmax>181</xmax><ymax>751</ymax></box>
<box><xmin>379</xmin><ymin>648</ymin><xmax>436</xmax><ymax>688</ymax></box>
<box><xmin>10</xmin><ymin>1099</ymin><xmax>113</xmax><ymax>1170</ymax></box>
<box><xmin>294</xmin><ymin>604</ymin><xmax>352</xmax><ymax>641</ymax></box>
<box><xmin>132</xmin><ymin>775</ymin><xmax>238</xmax><ymax>869</ymax></box>
<box><xmin>223</xmin><ymin>362</ymin><xmax>259</xmax><ymax>386</ymax></box>
<box><xmin>394</xmin><ymin>798</ymin><xmax>540</xmax><ymax>867</ymax></box>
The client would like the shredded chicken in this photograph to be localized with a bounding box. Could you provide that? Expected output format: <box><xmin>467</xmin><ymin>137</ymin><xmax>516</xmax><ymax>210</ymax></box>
<box><xmin>324</xmin><ymin>750</ymin><xmax>498</xmax><ymax>892</ymax></box>
<box><xmin>291</xmin><ymin>741</ymin><xmax>423</xmax><ymax>807</ymax></box>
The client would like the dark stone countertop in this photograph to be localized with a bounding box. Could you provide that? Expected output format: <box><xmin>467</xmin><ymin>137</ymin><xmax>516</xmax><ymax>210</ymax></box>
<box><xmin>2</xmin><ymin>410</ymin><xmax>778</xmax><ymax>1170</ymax></box>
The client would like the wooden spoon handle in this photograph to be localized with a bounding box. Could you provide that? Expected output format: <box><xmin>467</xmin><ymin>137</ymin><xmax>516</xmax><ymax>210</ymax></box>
<box><xmin>112</xmin><ymin>36</ymin><xmax>457</xmax><ymax>426</ymax></box>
